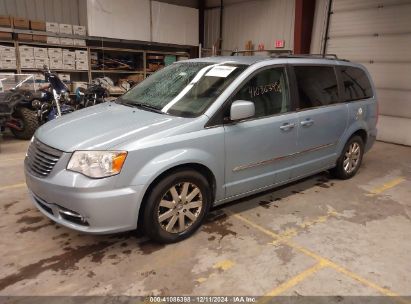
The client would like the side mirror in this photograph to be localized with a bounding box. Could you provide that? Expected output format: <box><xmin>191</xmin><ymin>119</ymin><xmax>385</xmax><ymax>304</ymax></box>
<box><xmin>230</xmin><ymin>100</ymin><xmax>255</xmax><ymax>121</ymax></box>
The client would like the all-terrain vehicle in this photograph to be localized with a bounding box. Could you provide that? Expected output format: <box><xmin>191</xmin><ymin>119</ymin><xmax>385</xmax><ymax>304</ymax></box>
<box><xmin>0</xmin><ymin>74</ymin><xmax>39</xmax><ymax>139</ymax></box>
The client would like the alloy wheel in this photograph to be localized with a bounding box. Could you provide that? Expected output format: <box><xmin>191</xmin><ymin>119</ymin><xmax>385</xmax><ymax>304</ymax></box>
<box><xmin>157</xmin><ymin>182</ymin><xmax>203</xmax><ymax>233</ymax></box>
<box><xmin>343</xmin><ymin>142</ymin><xmax>361</xmax><ymax>174</ymax></box>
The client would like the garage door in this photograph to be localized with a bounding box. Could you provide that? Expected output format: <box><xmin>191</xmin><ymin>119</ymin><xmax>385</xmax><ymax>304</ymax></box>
<box><xmin>325</xmin><ymin>0</ymin><xmax>411</xmax><ymax>146</ymax></box>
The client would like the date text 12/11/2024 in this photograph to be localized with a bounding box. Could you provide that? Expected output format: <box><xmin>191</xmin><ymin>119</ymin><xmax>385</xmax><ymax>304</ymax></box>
<box><xmin>148</xmin><ymin>296</ymin><xmax>257</xmax><ymax>303</ymax></box>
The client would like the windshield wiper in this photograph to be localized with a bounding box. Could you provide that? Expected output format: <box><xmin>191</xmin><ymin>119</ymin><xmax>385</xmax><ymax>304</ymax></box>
<box><xmin>133</xmin><ymin>103</ymin><xmax>164</xmax><ymax>114</ymax></box>
<box><xmin>116</xmin><ymin>99</ymin><xmax>164</xmax><ymax>114</ymax></box>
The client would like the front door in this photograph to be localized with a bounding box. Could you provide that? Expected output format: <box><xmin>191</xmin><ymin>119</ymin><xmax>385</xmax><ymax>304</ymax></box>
<box><xmin>224</xmin><ymin>66</ymin><xmax>298</xmax><ymax>198</ymax></box>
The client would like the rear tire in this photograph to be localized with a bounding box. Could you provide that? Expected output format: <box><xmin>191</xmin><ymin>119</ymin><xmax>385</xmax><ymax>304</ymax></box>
<box><xmin>142</xmin><ymin>169</ymin><xmax>211</xmax><ymax>243</ymax></box>
<box><xmin>10</xmin><ymin>108</ymin><xmax>39</xmax><ymax>140</ymax></box>
<box><xmin>331</xmin><ymin>135</ymin><xmax>364</xmax><ymax>179</ymax></box>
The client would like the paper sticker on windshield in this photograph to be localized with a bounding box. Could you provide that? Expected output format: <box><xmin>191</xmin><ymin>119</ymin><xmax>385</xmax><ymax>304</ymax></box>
<box><xmin>206</xmin><ymin>66</ymin><xmax>237</xmax><ymax>78</ymax></box>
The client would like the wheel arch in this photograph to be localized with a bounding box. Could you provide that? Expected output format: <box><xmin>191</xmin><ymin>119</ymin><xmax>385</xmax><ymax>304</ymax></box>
<box><xmin>137</xmin><ymin>162</ymin><xmax>217</xmax><ymax>231</ymax></box>
<box><xmin>337</xmin><ymin>124</ymin><xmax>368</xmax><ymax>157</ymax></box>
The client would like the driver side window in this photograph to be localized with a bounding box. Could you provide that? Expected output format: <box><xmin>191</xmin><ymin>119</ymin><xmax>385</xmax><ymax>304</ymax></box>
<box><xmin>232</xmin><ymin>67</ymin><xmax>290</xmax><ymax>119</ymax></box>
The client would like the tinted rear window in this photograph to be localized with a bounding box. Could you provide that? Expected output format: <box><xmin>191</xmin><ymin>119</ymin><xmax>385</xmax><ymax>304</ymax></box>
<box><xmin>339</xmin><ymin>66</ymin><xmax>373</xmax><ymax>101</ymax></box>
<box><xmin>294</xmin><ymin>66</ymin><xmax>339</xmax><ymax>109</ymax></box>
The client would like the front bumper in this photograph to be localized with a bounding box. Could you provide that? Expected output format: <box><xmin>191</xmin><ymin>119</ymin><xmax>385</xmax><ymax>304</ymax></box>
<box><xmin>25</xmin><ymin>157</ymin><xmax>145</xmax><ymax>234</ymax></box>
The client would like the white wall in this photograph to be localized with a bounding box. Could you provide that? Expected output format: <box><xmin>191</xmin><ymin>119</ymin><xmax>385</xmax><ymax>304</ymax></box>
<box><xmin>204</xmin><ymin>0</ymin><xmax>295</xmax><ymax>52</ymax></box>
<box><xmin>86</xmin><ymin>0</ymin><xmax>151</xmax><ymax>41</ymax></box>
<box><xmin>151</xmin><ymin>1</ymin><xmax>198</xmax><ymax>45</ymax></box>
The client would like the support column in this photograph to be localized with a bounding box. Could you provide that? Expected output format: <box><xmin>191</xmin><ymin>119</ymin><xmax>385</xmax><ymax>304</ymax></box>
<box><xmin>294</xmin><ymin>0</ymin><xmax>316</xmax><ymax>54</ymax></box>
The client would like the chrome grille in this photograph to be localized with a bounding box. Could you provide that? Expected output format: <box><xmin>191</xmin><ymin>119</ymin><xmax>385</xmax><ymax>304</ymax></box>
<box><xmin>26</xmin><ymin>138</ymin><xmax>63</xmax><ymax>177</ymax></box>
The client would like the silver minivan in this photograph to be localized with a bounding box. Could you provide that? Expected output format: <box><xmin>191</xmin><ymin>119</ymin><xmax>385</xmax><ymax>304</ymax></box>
<box><xmin>25</xmin><ymin>55</ymin><xmax>378</xmax><ymax>243</ymax></box>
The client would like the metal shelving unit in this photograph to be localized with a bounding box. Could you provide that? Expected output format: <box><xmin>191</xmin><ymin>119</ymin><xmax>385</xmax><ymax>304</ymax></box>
<box><xmin>0</xmin><ymin>26</ymin><xmax>192</xmax><ymax>92</ymax></box>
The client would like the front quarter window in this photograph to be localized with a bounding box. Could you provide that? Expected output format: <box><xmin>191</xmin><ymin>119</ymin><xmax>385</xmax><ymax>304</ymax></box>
<box><xmin>120</xmin><ymin>62</ymin><xmax>246</xmax><ymax>117</ymax></box>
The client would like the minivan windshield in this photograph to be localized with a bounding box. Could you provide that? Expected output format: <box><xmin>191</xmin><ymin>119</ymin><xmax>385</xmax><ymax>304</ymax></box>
<box><xmin>118</xmin><ymin>62</ymin><xmax>247</xmax><ymax>117</ymax></box>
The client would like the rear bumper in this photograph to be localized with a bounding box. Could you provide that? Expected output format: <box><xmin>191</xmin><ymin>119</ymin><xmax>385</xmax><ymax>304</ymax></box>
<box><xmin>25</xmin><ymin>162</ymin><xmax>145</xmax><ymax>234</ymax></box>
<box><xmin>365</xmin><ymin>128</ymin><xmax>377</xmax><ymax>153</ymax></box>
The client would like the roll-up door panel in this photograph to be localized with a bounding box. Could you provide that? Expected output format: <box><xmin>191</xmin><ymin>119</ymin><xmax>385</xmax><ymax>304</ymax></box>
<box><xmin>327</xmin><ymin>35</ymin><xmax>411</xmax><ymax>62</ymax></box>
<box><xmin>378</xmin><ymin>89</ymin><xmax>411</xmax><ymax>119</ymax></box>
<box><xmin>378</xmin><ymin>116</ymin><xmax>411</xmax><ymax>146</ymax></box>
<box><xmin>326</xmin><ymin>0</ymin><xmax>411</xmax><ymax>145</ymax></box>
<box><xmin>330</xmin><ymin>4</ymin><xmax>411</xmax><ymax>37</ymax></box>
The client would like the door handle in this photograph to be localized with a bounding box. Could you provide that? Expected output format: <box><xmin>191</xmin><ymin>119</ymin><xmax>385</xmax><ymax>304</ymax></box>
<box><xmin>280</xmin><ymin>122</ymin><xmax>295</xmax><ymax>131</ymax></box>
<box><xmin>300</xmin><ymin>119</ymin><xmax>314</xmax><ymax>127</ymax></box>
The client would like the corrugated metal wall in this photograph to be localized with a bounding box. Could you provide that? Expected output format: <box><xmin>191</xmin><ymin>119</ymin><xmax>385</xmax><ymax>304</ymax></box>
<box><xmin>0</xmin><ymin>0</ymin><xmax>87</xmax><ymax>25</ymax></box>
<box><xmin>204</xmin><ymin>0</ymin><xmax>295</xmax><ymax>52</ymax></box>
<box><xmin>204</xmin><ymin>7</ymin><xmax>220</xmax><ymax>48</ymax></box>
<box><xmin>313</xmin><ymin>0</ymin><xmax>411</xmax><ymax>146</ymax></box>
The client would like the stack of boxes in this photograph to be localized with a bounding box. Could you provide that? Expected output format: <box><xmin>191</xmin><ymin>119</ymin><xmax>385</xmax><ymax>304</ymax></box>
<box><xmin>16</xmin><ymin>46</ymin><xmax>88</xmax><ymax>71</ymax></box>
<box><xmin>48</xmin><ymin>48</ymin><xmax>63</xmax><ymax>70</ymax></box>
<box><xmin>75</xmin><ymin>50</ymin><xmax>89</xmax><ymax>70</ymax></box>
<box><xmin>34</xmin><ymin>47</ymin><xmax>49</xmax><ymax>69</ymax></box>
<box><xmin>0</xmin><ymin>45</ymin><xmax>17</xmax><ymax>69</ymax></box>
<box><xmin>46</xmin><ymin>22</ymin><xmax>87</xmax><ymax>46</ymax></box>
<box><xmin>63</xmin><ymin>49</ymin><xmax>76</xmax><ymax>70</ymax></box>
<box><xmin>19</xmin><ymin>45</ymin><xmax>35</xmax><ymax>69</ymax></box>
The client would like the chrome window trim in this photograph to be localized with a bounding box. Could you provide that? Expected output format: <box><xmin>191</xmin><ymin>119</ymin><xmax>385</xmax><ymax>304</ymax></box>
<box><xmin>232</xmin><ymin>142</ymin><xmax>337</xmax><ymax>172</ymax></box>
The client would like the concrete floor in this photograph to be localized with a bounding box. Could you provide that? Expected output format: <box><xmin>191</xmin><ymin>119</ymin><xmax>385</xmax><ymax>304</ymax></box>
<box><xmin>0</xmin><ymin>136</ymin><xmax>411</xmax><ymax>299</ymax></box>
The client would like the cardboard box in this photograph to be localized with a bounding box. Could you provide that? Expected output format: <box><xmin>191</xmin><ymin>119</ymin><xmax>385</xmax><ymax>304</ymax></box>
<box><xmin>0</xmin><ymin>32</ymin><xmax>12</xmax><ymax>40</ymax></box>
<box><xmin>73</xmin><ymin>25</ymin><xmax>87</xmax><ymax>36</ymax></box>
<box><xmin>20</xmin><ymin>58</ymin><xmax>35</xmax><ymax>69</ymax></box>
<box><xmin>16</xmin><ymin>34</ymin><xmax>33</xmax><ymax>42</ymax></box>
<box><xmin>19</xmin><ymin>46</ymin><xmax>34</xmax><ymax>58</ymax></box>
<box><xmin>30</xmin><ymin>20</ymin><xmax>46</xmax><ymax>31</ymax></box>
<box><xmin>0</xmin><ymin>46</ymin><xmax>16</xmax><ymax>59</ymax></box>
<box><xmin>63</xmin><ymin>62</ymin><xmax>75</xmax><ymax>70</ymax></box>
<box><xmin>48</xmin><ymin>48</ymin><xmax>62</xmax><ymax>59</ymax></box>
<box><xmin>49</xmin><ymin>58</ymin><xmax>63</xmax><ymax>70</ymax></box>
<box><xmin>47</xmin><ymin>36</ymin><xmax>60</xmax><ymax>45</ymax></box>
<box><xmin>76</xmin><ymin>60</ymin><xmax>88</xmax><ymax>70</ymax></box>
<box><xmin>75</xmin><ymin>50</ymin><xmax>88</xmax><ymax>60</ymax></box>
<box><xmin>60</xmin><ymin>38</ymin><xmax>74</xmax><ymax>45</ymax></box>
<box><xmin>59</xmin><ymin>24</ymin><xmax>73</xmax><ymax>35</ymax></box>
<box><xmin>34</xmin><ymin>58</ymin><xmax>49</xmax><ymax>69</ymax></box>
<box><xmin>33</xmin><ymin>47</ymin><xmax>48</xmax><ymax>58</ymax></box>
<box><xmin>32</xmin><ymin>35</ymin><xmax>48</xmax><ymax>43</ymax></box>
<box><xmin>73</xmin><ymin>39</ymin><xmax>86</xmax><ymax>46</ymax></box>
<box><xmin>58</xmin><ymin>73</ymin><xmax>71</xmax><ymax>83</ymax></box>
<box><xmin>46</xmin><ymin>22</ymin><xmax>59</xmax><ymax>33</ymax></box>
<box><xmin>13</xmin><ymin>17</ymin><xmax>30</xmax><ymax>29</ymax></box>
<box><xmin>63</xmin><ymin>50</ymin><xmax>76</xmax><ymax>63</ymax></box>
<box><xmin>0</xmin><ymin>58</ymin><xmax>16</xmax><ymax>69</ymax></box>
<box><xmin>0</xmin><ymin>15</ymin><xmax>12</xmax><ymax>28</ymax></box>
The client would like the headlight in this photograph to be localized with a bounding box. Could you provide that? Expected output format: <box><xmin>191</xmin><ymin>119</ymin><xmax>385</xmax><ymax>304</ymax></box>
<box><xmin>67</xmin><ymin>151</ymin><xmax>127</xmax><ymax>178</ymax></box>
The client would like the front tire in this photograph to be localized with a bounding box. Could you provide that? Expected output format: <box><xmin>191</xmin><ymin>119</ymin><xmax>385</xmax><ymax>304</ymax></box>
<box><xmin>331</xmin><ymin>135</ymin><xmax>364</xmax><ymax>179</ymax></box>
<box><xmin>142</xmin><ymin>169</ymin><xmax>211</xmax><ymax>243</ymax></box>
<box><xmin>10</xmin><ymin>108</ymin><xmax>39</xmax><ymax>140</ymax></box>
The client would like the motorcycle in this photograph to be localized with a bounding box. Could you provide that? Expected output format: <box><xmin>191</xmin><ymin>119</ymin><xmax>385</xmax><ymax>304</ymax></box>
<box><xmin>34</xmin><ymin>66</ymin><xmax>74</xmax><ymax>125</ymax></box>
<box><xmin>75</xmin><ymin>82</ymin><xmax>110</xmax><ymax>109</ymax></box>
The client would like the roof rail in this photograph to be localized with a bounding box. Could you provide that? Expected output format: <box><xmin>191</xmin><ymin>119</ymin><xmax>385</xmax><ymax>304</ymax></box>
<box><xmin>230</xmin><ymin>50</ymin><xmax>349</xmax><ymax>61</ymax></box>
<box><xmin>272</xmin><ymin>53</ymin><xmax>349</xmax><ymax>61</ymax></box>
<box><xmin>230</xmin><ymin>49</ymin><xmax>293</xmax><ymax>56</ymax></box>
<box><xmin>288</xmin><ymin>53</ymin><xmax>338</xmax><ymax>59</ymax></box>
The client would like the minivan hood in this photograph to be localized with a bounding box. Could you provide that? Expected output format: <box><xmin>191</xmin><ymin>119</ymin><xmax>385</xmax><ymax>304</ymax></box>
<box><xmin>36</xmin><ymin>102</ymin><xmax>191</xmax><ymax>152</ymax></box>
